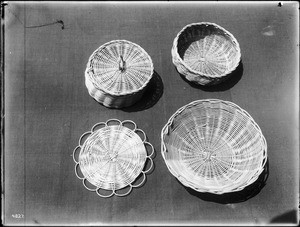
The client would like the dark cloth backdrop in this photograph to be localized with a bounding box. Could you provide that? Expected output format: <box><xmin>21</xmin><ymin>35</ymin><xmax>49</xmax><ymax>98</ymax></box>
<box><xmin>4</xmin><ymin>2</ymin><xmax>299</xmax><ymax>225</ymax></box>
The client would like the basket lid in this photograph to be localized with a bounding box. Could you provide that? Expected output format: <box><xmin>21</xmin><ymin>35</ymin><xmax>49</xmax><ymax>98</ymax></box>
<box><xmin>86</xmin><ymin>40</ymin><xmax>154</xmax><ymax>96</ymax></box>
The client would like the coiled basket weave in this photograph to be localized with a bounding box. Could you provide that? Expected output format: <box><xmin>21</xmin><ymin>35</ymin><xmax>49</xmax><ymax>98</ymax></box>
<box><xmin>161</xmin><ymin>99</ymin><xmax>267</xmax><ymax>194</ymax></box>
<box><xmin>73</xmin><ymin>119</ymin><xmax>154</xmax><ymax>198</ymax></box>
<box><xmin>172</xmin><ymin>22</ymin><xmax>241</xmax><ymax>86</ymax></box>
<box><xmin>85</xmin><ymin>40</ymin><xmax>154</xmax><ymax>108</ymax></box>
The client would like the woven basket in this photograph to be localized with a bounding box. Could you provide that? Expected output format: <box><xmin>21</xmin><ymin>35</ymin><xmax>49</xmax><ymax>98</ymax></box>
<box><xmin>73</xmin><ymin>119</ymin><xmax>154</xmax><ymax>198</ymax></box>
<box><xmin>161</xmin><ymin>99</ymin><xmax>267</xmax><ymax>194</ymax></box>
<box><xmin>172</xmin><ymin>22</ymin><xmax>241</xmax><ymax>86</ymax></box>
<box><xmin>85</xmin><ymin>40</ymin><xmax>154</xmax><ymax>108</ymax></box>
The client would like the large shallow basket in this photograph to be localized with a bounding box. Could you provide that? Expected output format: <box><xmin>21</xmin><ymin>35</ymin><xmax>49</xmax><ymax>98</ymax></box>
<box><xmin>85</xmin><ymin>40</ymin><xmax>154</xmax><ymax>108</ymax></box>
<box><xmin>172</xmin><ymin>22</ymin><xmax>241</xmax><ymax>86</ymax></box>
<box><xmin>161</xmin><ymin>99</ymin><xmax>267</xmax><ymax>194</ymax></box>
<box><xmin>73</xmin><ymin>119</ymin><xmax>154</xmax><ymax>198</ymax></box>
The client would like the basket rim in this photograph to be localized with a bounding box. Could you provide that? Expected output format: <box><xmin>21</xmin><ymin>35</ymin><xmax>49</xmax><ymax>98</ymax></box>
<box><xmin>161</xmin><ymin>99</ymin><xmax>268</xmax><ymax>194</ymax></box>
<box><xmin>172</xmin><ymin>22</ymin><xmax>242</xmax><ymax>79</ymax></box>
<box><xmin>86</xmin><ymin>39</ymin><xmax>154</xmax><ymax>96</ymax></box>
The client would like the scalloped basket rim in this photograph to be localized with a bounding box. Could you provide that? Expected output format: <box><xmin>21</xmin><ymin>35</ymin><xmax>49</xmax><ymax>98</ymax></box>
<box><xmin>73</xmin><ymin>119</ymin><xmax>155</xmax><ymax>197</ymax></box>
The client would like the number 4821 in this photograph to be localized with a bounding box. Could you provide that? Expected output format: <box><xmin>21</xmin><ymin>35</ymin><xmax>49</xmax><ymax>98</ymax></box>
<box><xmin>12</xmin><ymin>214</ymin><xmax>24</xmax><ymax>219</ymax></box>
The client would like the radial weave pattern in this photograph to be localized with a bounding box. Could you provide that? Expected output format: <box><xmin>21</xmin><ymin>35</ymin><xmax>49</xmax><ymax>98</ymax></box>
<box><xmin>161</xmin><ymin>99</ymin><xmax>267</xmax><ymax>194</ymax></box>
<box><xmin>172</xmin><ymin>22</ymin><xmax>241</xmax><ymax>86</ymax></box>
<box><xmin>73</xmin><ymin>119</ymin><xmax>154</xmax><ymax>197</ymax></box>
<box><xmin>79</xmin><ymin>126</ymin><xmax>146</xmax><ymax>190</ymax></box>
<box><xmin>85</xmin><ymin>40</ymin><xmax>154</xmax><ymax>108</ymax></box>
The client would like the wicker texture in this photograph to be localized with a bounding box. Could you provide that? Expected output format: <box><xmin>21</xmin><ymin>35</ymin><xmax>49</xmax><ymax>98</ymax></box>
<box><xmin>73</xmin><ymin>119</ymin><xmax>154</xmax><ymax>198</ymax></box>
<box><xmin>161</xmin><ymin>99</ymin><xmax>267</xmax><ymax>194</ymax></box>
<box><xmin>85</xmin><ymin>40</ymin><xmax>154</xmax><ymax>108</ymax></box>
<box><xmin>172</xmin><ymin>22</ymin><xmax>241</xmax><ymax>85</ymax></box>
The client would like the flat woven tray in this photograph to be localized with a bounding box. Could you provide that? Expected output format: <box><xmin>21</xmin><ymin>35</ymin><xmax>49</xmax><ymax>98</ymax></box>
<box><xmin>85</xmin><ymin>40</ymin><xmax>154</xmax><ymax>108</ymax></box>
<box><xmin>161</xmin><ymin>99</ymin><xmax>267</xmax><ymax>194</ymax></box>
<box><xmin>172</xmin><ymin>22</ymin><xmax>241</xmax><ymax>86</ymax></box>
<box><xmin>73</xmin><ymin>119</ymin><xmax>154</xmax><ymax>197</ymax></box>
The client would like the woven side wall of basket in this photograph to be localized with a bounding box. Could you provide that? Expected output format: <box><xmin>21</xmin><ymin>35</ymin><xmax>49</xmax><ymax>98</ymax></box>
<box><xmin>172</xmin><ymin>22</ymin><xmax>241</xmax><ymax>86</ymax></box>
<box><xmin>161</xmin><ymin>99</ymin><xmax>267</xmax><ymax>194</ymax></box>
<box><xmin>73</xmin><ymin>119</ymin><xmax>154</xmax><ymax>198</ymax></box>
<box><xmin>85</xmin><ymin>72</ymin><xmax>144</xmax><ymax>108</ymax></box>
<box><xmin>85</xmin><ymin>40</ymin><xmax>154</xmax><ymax>108</ymax></box>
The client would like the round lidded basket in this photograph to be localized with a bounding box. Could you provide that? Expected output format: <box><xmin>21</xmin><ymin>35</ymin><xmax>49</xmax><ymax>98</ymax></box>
<box><xmin>161</xmin><ymin>99</ymin><xmax>267</xmax><ymax>194</ymax></box>
<box><xmin>85</xmin><ymin>40</ymin><xmax>154</xmax><ymax>108</ymax></box>
<box><xmin>73</xmin><ymin>119</ymin><xmax>154</xmax><ymax>198</ymax></box>
<box><xmin>172</xmin><ymin>22</ymin><xmax>241</xmax><ymax>86</ymax></box>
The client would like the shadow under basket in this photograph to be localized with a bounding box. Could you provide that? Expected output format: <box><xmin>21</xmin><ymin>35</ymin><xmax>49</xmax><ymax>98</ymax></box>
<box><xmin>85</xmin><ymin>40</ymin><xmax>154</xmax><ymax>108</ymax></box>
<box><xmin>161</xmin><ymin>99</ymin><xmax>267</xmax><ymax>195</ymax></box>
<box><xmin>172</xmin><ymin>22</ymin><xmax>241</xmax><ymax>86</ymax></box>
<box><xmin>182</xmin><ymin>159</ymin><xmax>269</xmax><ymax>204</ymax></box>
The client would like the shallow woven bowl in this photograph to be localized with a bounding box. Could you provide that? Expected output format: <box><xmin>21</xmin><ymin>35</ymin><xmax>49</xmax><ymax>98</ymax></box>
<box><xmin>73</xmin><ymin>119</ymin><xmax>154</xmax><ymax>198</ymax></box>
<box><xmin>161</xmin><ymin>99</ymin><xmax>267</xmax><ymax>194</ymax></box>
<box><xmin>85</xmin><ymin>40</ymin><xmax>154</xmax><ymax>108</ymax></box>
<box><xmin>172</xmin><ymin>22</ymin><xmax>241</xmax><ymax>86</ymax></box>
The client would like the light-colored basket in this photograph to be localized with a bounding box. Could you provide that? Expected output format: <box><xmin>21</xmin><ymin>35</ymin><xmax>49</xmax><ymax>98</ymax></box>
<box><xmin>161</xmin><ymin>99</ymin><xmax>267</xmax><ymax>194</ymax></box>
<box><xmin>73</xmin><ymin>119</ymin><xmax>154</xmax><ymax>198</ymax></box>
<box><xmin>85</xmin><ymin>40</ymin><xmax>154</xmax><ymax>108</ymax></box>
<box><xmin>172</xmin><ymin>22</ymin><xmax>241</xmax><ymax>86</ymax></box>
